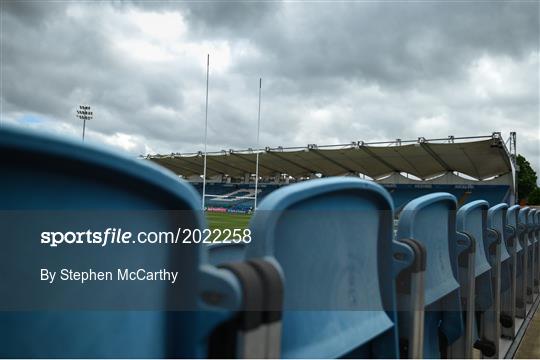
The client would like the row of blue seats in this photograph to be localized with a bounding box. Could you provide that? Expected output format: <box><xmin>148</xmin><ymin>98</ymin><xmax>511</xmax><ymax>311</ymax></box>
<box><xmin>386</xmin><ymin>186</ymin><xmax>510</xmax><ymax>213</ymax></box>
<box><xmin>1</xmin><ymin>126</ymin><xmax>538</xmax><ymax>358</ymax></box>
<box><xmin>209</xmin><ymin>187</ymin><xmax>540</xmax><ymax>358</ymax></box>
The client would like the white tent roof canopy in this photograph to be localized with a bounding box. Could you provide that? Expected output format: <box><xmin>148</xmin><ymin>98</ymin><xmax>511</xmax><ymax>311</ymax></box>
<box><xmin>147</xmin><ymin>133</ymin><xmax>513</xmax><ymax>181</ymax></box>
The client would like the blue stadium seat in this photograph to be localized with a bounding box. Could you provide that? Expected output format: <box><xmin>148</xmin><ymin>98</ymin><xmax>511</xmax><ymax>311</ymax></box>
<box><xmin>398</xmin><ymin>193</ymin><xmax>468</xmax><ymax>358</ymax></box>
<box><xmin>508</xmin><ymin>205</ymin><xmax>526</xmax><ymax>318</ymax></box>
<box><xmin>518</xmin><ymin>207</ymin><xmax>532</xmax><ymax>304</ymax></box>
<box><xmin>536</xmin><ymin>211</ymin><xmax>540</xmax><ymax>294</ymax></box>
<box><xmin>456</xmin><ymin>200</ymin><xmax>500</xmax><ymax>357</ymax></box>
<box><xmin>453</xmin><ymin>186</ymin><xmax>511</xmax><ymax>208</ymax></box>
<box><xmin>528</xmin><ymin>209</ymin><xmax>538</xmax><ymax>295</ymax></box>
<box><xmin>207</xmin><ymin>242</ymin><xmax>247</xmax><ymax>266</ymax></box>
<box><xmin>488</xmin><ymin>204</ymin><xmax>517</xmax><ymax>340</ymax></box>
<box><xmin>0</xmin><ymin>127</ymin><xmax>244</xmax><ymax>358</ymax></box>
<box><xmin>488</xmin><ymin>204</ymin><xmax>511</xmax><ymax>292</ymax></box>
<box><xmin>248</xmin><ymin>177</ymin><xmax>423</xmax><ymax>358</ymax></box>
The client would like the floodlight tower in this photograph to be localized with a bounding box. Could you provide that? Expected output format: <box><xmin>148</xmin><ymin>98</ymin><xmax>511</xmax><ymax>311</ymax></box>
<box><xmin>76</xmin><ymin>105</ymin><xmax>93</xmax><ymax>141</ymax></box>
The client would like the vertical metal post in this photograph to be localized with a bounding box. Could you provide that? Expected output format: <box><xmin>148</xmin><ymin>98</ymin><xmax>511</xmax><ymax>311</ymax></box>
<box><xmin>254</xmin><ymin>78</ymin><xmax>262</xmax><ymax>210</ymax></box>
<box><xmin>502</xmin><ymin>225</ymin><xmax>517</xmax><ymax>339</ymax></box>
<box><xmin>82</xmin><ymin>119</ymin><xmax>86</xmax><ymax>141</ymax></box>
<box><xmin>463</xmin><ymin>249</ymin><xmax>476</xmax><ymax>359</ymax></box>
<box><xmin>408</xmin><ymin>270</ymin><xmax>425</xmax><ymax>359</ymax></box>
<box><xmin>448</xmin><ymin>233</ymin><xmax>475</xmax><ymax>358</ymax></box>
<box><xmin>516</xmin><ymin>241</ymin><xmax>527</xmax><ymax>317</ymax></box>
<box><xmin>202</xmin><ymin>54</ymin><xmax>209</xmax><ymax>211</ymax></box>
<box><xmin>482</xmin><ymin>230</ymin><xmax>501</xmax><ymax>358</ymax></box>
<box><xmin>512</xmin><ymin>132</ymin><xmax>518</xmax><ymax>202</ymax></box>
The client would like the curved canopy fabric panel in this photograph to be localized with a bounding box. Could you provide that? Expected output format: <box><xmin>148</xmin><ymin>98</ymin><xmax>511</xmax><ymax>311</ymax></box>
<box><xmin>360</xmin><ymin>144</ymin><xmax>447</xmax><ymax>178</ymax></box>
<box><xmin>426</xmin><ymin>140</ymin><xmax>512</xmax><ymax>179</ymax></box>
<box><xmin>148</xmin><ymin>137</ymin><xmax>512</xmax><ymax>180</ymax></box>
<box><xmin>312</xmin><ymin>148</ymin><xmax>393</xmax><ymax>178</ymax></box>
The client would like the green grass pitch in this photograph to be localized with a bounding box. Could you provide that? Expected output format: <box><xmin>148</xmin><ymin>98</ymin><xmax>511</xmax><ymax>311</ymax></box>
<box><xmin>206</xmin><ymin>211</ymin><xmax>252</xmax><ymax>231</ymax></box>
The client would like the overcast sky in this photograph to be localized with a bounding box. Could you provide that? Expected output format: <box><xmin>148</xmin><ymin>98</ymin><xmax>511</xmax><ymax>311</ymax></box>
<box><xmin>2</xmin><ymin>1</ymin><xmax>539</xmax><ymax>173</ymax></box>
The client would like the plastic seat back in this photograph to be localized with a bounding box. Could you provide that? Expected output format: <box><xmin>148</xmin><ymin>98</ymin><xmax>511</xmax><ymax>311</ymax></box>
<box><xmin>527</xmin><ymin>209</ymin><xmax>536</xmax><ymax>238</ymax></box>
<box><xmin>397</xmin><ymin>193</ymin><xmax>463</xmax><ymax>357</ymax></box>
<box><xmin>508</xmin><ymin>205</ymin><xmax>522</xmax><ymax>254</ymax></box>
<box><xmin>0</xmin><ymin>127</ymin><xmax>241</xmax><ymax>358</ymax></box>
<box><xmin>487</xmin><ymin>204</ymin><xmax>511</xmax><ymax>291</ymax></box>
<box><xmin>527</xmin><ymin>209</ymin><xmax>537</xmax><ymax>294</ymax></box>
<box><xmin>457</xmin><ymin>200</ymin><xmax>493</xmax><ymax>311</ymax></box>
<box><xmin>488</xmin><ymin>204</ymin><xmax>511</xmax><ymax>263</ymax></box>
<box><xmin>398</xmin><ymin>193</ymin><xmax>461</xmax><ymax>306</ymax></box>
<box><xmin>457</xmin><ymin>201</ymin><xmax>492</xmax><ymax>277</ymax></box>
<box><xmin>207</xmin><ymin>242</ymin><xmax>247</xmax><ymax>266</ymax></box>
<box><xmin>519</xmin><ymin>208</ymin><xmax>531</xmax><ymax>247</ymax></box>
<box><xmin>529</xmin><ymin>209</ymin><xmax>538</xmax><ymax>243</ymax></box>
<box><xmin>517</xmin><ymin>207</ymin><xmax>532</xmax><ymax>306</ymax></box>
<box><xmin>248</xmin><ymin>178</ymin><xmax>400</xmax><ymax>358</ymax></box>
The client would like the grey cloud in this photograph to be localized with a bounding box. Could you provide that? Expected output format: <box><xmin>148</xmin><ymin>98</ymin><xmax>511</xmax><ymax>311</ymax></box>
<box><xmin>1</xmin><ymin>1</ymin><xmax>538</xmax><ymax>177</ymax></box>
<box><xmin>3</xmin><ymin>1</ymin><xmax>65</xmax><ymax>26</ymax></box>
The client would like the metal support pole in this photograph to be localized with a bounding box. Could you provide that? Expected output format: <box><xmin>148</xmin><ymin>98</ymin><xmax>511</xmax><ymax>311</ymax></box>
<box><xmin>502</xmin><ymin>225</ymin><xmax>517</xmax><ymax>339</ymax></box>
<box><xmin>408</xmin><ymin>270</ymin><xmax>425</xmax><ymax>359</ymax></box>
<box><xmin>254</xmin><ymin>78</ymin><xmax>262</xmax><ymax>210</ymax></box>
<box><xmin>82</xmin><ymin>119</ymin><xmax>86</xmax><ymax>141</ymax></box>
<box><xmin>517</xmin><ymin>223</ymin><xmax>528</xmax><ymax>317</ymax></box>
<box><xmin>202</xmin><ymin>54</ymin><xmax>209</xmax><ymax>211</ymax></box>
<box><xmin>482</xmin><ymin>229</ymin><xmax>501</xmax><ymax>358</ymax></box>
<box><xmin>449</xmin><ymin>232</ymin><xmax>475</xmax><ymax>358</ymax></box>
<box><xmin>463</xmin><ymin>248</ymin><xmax>476</xmax><ymax>359</ymax></box>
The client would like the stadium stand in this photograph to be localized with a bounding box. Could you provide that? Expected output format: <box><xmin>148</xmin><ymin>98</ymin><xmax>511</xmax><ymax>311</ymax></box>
<box><xmin>3</xmin><ymin>126</ymin><xmax>540</xmax><ymax>359</ymax></box>
<box><xmin>192</xmin><ymin>182</ymin><xmax>281</xmax><ymax>213</ymax></box>
<box><xmin>149</xmin><ymin>133</ymin><xmax>517</xmax><ymax>214</ymax></box>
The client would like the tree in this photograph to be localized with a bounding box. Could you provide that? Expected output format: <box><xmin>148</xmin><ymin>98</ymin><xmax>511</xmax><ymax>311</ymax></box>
<box><xmin>517</xmin><ymin>154</ymin><xmax>538</xmax><ymax>202</ymax></box>
<box><xmin>528</xmin><ymin>188</ymin><xmax>540</xmax><ymax>205</ymax></box>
